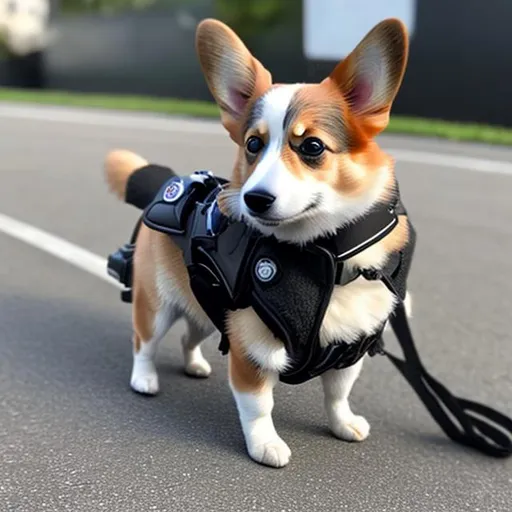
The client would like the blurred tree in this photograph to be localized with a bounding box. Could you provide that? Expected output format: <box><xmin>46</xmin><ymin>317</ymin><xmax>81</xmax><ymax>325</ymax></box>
<box><xmin>57</xmin><ymin>0</ymin><xmax>189</xmax><ymax>15</ymax></box>
<box><xmin>56</xmin><ymin>0</ymin><xmax>298</xmax><ymax>31</ymax></box>
<box><xmin>215</xmin><ymin>0</ymin><xmax>296</xmax><ymax>38</ymax></box>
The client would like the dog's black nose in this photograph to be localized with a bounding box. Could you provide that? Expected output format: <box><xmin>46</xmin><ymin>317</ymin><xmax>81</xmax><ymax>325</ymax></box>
<box><xmin>244</xmin><ymin>190</ymin><xmax>276</xmax><ymax>214</ymax></box>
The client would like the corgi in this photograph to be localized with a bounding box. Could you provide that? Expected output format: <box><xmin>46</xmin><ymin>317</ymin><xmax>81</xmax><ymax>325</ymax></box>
<box><xmin>104</xmin><ymin>17</ymin><xmax>412</xmax><ymax>468</ymax></box>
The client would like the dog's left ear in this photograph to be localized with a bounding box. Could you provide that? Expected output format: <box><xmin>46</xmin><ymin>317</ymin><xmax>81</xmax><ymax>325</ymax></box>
<box><xmin>326</xmin><ymin>18</ymin><xmax>409</xmax><ymax>137</ymax></box>
<box><xmin>196</xmin><ymin>19</ymin><xmax>273</xmax><ymax>143</ymax></box>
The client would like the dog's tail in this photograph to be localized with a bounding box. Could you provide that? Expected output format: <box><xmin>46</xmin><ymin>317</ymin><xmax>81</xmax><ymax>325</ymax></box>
<box><xmin>104</xmin><ymin>149</ymin><xmax>176</xmax><ymax>210</ymax></box>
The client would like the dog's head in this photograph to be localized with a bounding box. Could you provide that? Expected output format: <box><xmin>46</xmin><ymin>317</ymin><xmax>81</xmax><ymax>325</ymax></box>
<box><xmin>196</xmin><ymin>18</ymin><xmax>408</xmax><ymax>244</ymax></box>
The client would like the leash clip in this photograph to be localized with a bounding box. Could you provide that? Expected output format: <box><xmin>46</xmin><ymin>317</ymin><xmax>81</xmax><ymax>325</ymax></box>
<box><xmin>361</xmin><ymin>268</ymin><xmax>382</xmax><ymax>281</ymax></box>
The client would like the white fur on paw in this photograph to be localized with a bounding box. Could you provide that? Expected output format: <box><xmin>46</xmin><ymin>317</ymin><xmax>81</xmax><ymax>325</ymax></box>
<box><xmin>248</xmin><ymin>437</ymin><xmax>291</xmax><ymax>468</ymax></box>
<box><xmin>130</xmin><ymin>373</ymin><xmax>159</xmax><ymax>395</ymax></box>
<box><xmin>330</xmin><ymin>415</ymin><xmax>370</xmax><ymax>442</ymax></box>
<box><xmin>185</xmin><ymin>359</ymin><xmax>212</xmax><ymax>378</ymax></box>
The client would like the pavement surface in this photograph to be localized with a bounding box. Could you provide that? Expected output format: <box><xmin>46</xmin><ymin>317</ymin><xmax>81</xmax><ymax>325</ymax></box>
<box><xmin>0</xmin><ymin>104</ymin><xmax>511</xmax><ymax>512</ymax></box>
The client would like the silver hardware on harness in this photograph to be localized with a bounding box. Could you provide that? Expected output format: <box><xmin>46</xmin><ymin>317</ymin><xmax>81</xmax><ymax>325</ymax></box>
<box><xmin>255</xmin><ymin>258</ymin><xmax>277</xmax><ymax>283</ymax></box>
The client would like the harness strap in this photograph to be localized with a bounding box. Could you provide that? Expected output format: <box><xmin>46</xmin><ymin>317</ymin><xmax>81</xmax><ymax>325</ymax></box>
<box><xmin>368</xmin><ymin>271</ymin><xmax>512</xmax><ymax>458</ymax></box>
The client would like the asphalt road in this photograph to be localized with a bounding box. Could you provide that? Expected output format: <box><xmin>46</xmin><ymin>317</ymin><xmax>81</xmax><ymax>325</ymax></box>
<box><xmin>0</xmin><ymin>105</ymin><xmax>511</xmax><ymax>512</ymax></box>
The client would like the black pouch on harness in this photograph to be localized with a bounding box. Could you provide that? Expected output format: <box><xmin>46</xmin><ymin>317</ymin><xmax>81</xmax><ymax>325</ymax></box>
<box><xmin>187</xmin><ymin>222</ymin><xmax>258</xmax><ymax>333</ymax></box>
<box><xmin>144</xmin><ymin>172</ymin><xmax>226</xmax><ymax>238</ymax></box>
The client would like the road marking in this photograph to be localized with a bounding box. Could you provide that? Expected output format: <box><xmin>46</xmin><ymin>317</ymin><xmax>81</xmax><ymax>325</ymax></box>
<box><xmin>0</xmin><ymin>212</ymin><xmax>122</xmax><ymax>289</ymax></box>
<box><xmin>2</xmin><ymin>103</ymin><xmax>512</xmax><ymax>175</ymax></box>
<box><xmin>0</xmin><ymin>103</ymin><xmax>224</xmax><ymax>135</ymax></box>
<box><xmin>390</xmin><ymin>149</ymin><xmax>512</xmax><ymax>175</ymax></box>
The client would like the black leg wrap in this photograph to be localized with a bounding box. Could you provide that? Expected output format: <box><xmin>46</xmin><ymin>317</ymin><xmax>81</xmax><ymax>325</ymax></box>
<box><xmin>125</xmin><ymin>164</ymin><xmax>176</xmax><ymax>210</ymax></box>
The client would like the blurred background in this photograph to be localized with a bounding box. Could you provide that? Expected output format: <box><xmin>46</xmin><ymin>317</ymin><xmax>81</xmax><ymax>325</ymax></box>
<box><xmin>1</xmin><ymin>0</ymin><xmax>511</xmax><ymax>126</ymax></box>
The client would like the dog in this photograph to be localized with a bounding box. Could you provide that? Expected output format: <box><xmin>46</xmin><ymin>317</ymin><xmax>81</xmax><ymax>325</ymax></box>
<box><xmin>104</xmin><ymin>17</ymin><xmax>412</xmax><ymax>468</ymax></box>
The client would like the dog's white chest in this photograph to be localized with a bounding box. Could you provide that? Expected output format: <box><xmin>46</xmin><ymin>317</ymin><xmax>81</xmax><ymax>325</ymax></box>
<box><xmin>318</xmin><ymin>277</ymin><xmax>396</xmax><ymax>347</ymax></box>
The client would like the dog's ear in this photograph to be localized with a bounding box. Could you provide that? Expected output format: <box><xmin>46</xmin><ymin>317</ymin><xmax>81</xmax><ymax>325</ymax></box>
<box><xmin>196</xmin><ymin>19</ymin><xmax>272</xmax><ymax>143</ymax></box>
<box><xmin>326</xmin><ymin>18</ymin><xmax>409</xmax><ymax>137</ymax></box>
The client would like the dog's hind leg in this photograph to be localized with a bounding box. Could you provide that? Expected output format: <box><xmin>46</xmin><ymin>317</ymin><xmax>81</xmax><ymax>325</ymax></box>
<box><xmin>181</xmin><ymin>317</ymin><xmax>215</xmax><ymax>378</ymax></box>
<box><xmin>131</xmin><ymin>287</ymin><xmax>179</xmax><ymax>396</ymax></box>
<box><xmin>321</xmin><ymin>357</ymin><xmax>370</xmax><ymax>442</ymax></box>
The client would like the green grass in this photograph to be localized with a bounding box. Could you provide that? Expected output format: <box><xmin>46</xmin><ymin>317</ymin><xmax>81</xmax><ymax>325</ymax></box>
<box><xmin>2</xmin><ymin>87</ymin><xmax>512</xmax><ymax>146</ymax></box>
<box><xmin>0</xmin><ymin>87</ymin><xmax>221</xmax><ymax>118</ymax></box>
<box><xmin>387</xmin><ymin>116</ymin><xmax>512</xmax><ymax>146</ymax></box>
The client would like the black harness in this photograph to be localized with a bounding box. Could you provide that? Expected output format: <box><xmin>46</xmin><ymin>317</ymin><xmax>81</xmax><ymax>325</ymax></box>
<box><xmin>107</xmin><ymin>164</ymin><xmax>512</xmax><ymax>459</ymax></box>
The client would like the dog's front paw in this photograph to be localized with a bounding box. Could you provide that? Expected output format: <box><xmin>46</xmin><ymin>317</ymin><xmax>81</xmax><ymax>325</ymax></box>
<box><xmin>248</xmin><ymin>437</ymin><xmax>291</xmax><ymax>468</ymax></box>
<box><xmin>330</xmin><ymin>414</ymin><xmax>370</xmax><ymax>442</ymax></box>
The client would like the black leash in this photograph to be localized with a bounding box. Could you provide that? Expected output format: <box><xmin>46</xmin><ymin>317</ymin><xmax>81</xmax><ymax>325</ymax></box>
<box><xmin>372</xmin><ymin>272</ymin><xmax>512</xmax><ymax>458</ymax></box>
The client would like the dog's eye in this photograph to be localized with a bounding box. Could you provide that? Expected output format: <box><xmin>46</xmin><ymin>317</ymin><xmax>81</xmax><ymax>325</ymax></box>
<box><xmin>299</xmin><ymin>137</ymin><xmax>325</xmax><ymax>158</ymax></box>
<box><xmin>246</xmin><ymin>136</ymin><xmax>264</xmax><ymax>155</ymax></box>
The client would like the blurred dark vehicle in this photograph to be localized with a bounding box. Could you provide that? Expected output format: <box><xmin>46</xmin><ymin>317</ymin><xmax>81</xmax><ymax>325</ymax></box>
<box><xmin>1</xmin><ymin>51</ymin><xmax>45</xmax><ymax>87</ymax></box>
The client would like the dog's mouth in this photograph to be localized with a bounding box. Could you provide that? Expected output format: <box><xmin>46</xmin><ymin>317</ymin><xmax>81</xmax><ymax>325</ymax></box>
<box><xmin>250</xmin><ymin>195</ymin><xmax>322</xmax><ymax>227</ymax></box>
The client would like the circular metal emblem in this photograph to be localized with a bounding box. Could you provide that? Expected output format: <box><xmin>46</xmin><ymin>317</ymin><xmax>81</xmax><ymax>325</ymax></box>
<box><xmin>255</xmin><ymin>258</ymin><xmax>277</xmax><ymax>283</ymax></box>
<box><xmin>163</xmin><ymin>180</ymin><xmax>184</xmax><ymax>203</ymax></box>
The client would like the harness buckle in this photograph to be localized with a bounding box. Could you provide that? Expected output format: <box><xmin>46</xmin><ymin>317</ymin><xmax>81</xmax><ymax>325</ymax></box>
<box><xmin>107</xmin><ymin>243</ymin><xmax>135</xmax><ymax>303</ymax></box>
<box><xmin>368</xmin><ymin>337</ymin><xmax>386</xmax><ymax>357</ymax></box>
<box><xmin>361</xmin><ymin>268</ymin><xmax>382</xmax><ymax>281</ymax></box>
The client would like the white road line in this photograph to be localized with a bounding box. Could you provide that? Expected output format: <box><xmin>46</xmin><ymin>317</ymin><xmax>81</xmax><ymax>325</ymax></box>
<box><xmin>0</xmin><ymin>103</ymin><xmax>225</xmax><ymax>135</ymax></box>
<box><xmin>390</xmin><ymin>149</ymin><xmax>512</xmax><ymax>175</ymax></box>
<box><xmin>0</xmin><ymin>213</ymin><xmax>122</xmax><ymax>289</ymax></box>
<box><xmin>2</xmin><ymin>102</ymin><xmax>512</xmax><ymax>175</ymax></box>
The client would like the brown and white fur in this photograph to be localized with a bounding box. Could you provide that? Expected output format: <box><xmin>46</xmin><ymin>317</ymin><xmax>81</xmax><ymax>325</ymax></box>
<box><xmin>104</xmin><ymin>18</ymin><xmax>412</xmax><ymax>468</ymax></box>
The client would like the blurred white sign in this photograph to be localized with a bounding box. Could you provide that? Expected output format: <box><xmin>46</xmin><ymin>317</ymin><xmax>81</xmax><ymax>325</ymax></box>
<box><xmin>303</xmin><ymin>0</ymin><xmax>416</xmax><ymax>60</ymax></box>
<box><xmin>0</xmin><ymin>0</ymin><xmax>54</xmax><ymax>56</ymax></box>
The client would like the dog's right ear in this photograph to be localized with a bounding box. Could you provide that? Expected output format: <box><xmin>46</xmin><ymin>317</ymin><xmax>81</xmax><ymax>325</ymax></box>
<box><xmin>326</xmin><ymin>18</ymin><xmax>409</xmax><ymax>138</ymax></box>
<box><xmin>196</xmin><ymin>19</ymin><xmax>272</xmax><ymax>143</ymax></box>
